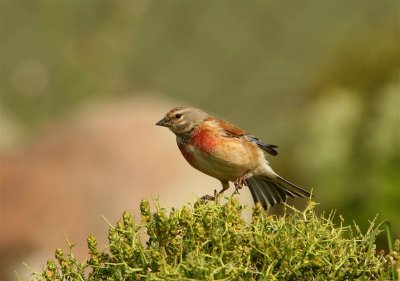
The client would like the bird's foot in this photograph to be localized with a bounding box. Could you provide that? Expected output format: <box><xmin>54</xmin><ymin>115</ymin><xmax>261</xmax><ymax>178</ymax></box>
<box><xmin>232</xmin><ymin>177</ymin><xmax>246</xmax><ymax>196</ymax></box>
<box><xmin>201</xmin><ymin>189</ymin><xmax>217</xmax><ymax>202</ymax></box>
<box><xmin>232</xmin><ymin>185</ymin><xmax>241</xmax><ymax>196</ymax></box>
<box><xmin>201</xmin><ymin>194</ymin><xmax>215</xmax><ymax>201</ymax></box>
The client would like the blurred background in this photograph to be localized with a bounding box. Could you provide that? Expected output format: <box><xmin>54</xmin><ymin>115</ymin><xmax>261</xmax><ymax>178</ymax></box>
<box><xmin>0</xmin><ymin>0</ymin><xmax>399</xmax><ymax>280</ymax></box>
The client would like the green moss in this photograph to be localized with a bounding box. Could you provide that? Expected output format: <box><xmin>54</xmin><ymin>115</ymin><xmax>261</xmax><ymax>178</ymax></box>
<box><xmin>27</xmin><ymin>199</ymin><xmax>398</xmax><ymax>280</ymax></box>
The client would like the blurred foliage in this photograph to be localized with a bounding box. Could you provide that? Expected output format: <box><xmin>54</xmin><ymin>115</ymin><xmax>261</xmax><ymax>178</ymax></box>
<box><xmin>1</xmin><ymin>0</ymin><xmax>399</xmax><ymax>252</ymax></box>
<box><xmin>0</xmin><ymin>0</ymin><xmax>146</xmax><ymax>128</ymax></box>
<box><xmin>2</xmin><ymin>1</ymin><xmax>397</xmax><ymax>129</ymax></box>
<box><xmin>297</xmin><ymin>20</ymin><xmax>400</xmax><ymax>243</ymax></box>
<box><xmin>28</xmin><ymin>199</ymin><xmax>398</xmax><ymax>280</ymax></box>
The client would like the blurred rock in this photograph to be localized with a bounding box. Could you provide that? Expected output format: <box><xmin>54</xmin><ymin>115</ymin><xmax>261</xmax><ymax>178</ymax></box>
<box><xmin>1</xmin><ymin>96</ymin><xmax>252</xmax><ymax>280</ymax></box>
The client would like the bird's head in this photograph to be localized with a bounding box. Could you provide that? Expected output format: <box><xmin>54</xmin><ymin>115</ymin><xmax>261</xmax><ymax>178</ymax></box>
<box><xmin>156</xmin><ymin>107</ymin><xmax>209</xmax><ymax>135</ymax></box>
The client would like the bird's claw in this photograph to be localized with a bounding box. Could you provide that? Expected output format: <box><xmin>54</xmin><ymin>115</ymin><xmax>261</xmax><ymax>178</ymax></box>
<box><xmin>201</xmin><ymin>189</ymin><xmax>218</xmax><ymax>202</ymax></box>
<box><xmin>232</xmin><ymin>183</ymin><xmax>242</xmax><ymax>196</ymax></box>
<box><xmin>232</xmin><ymin>186</ymin><xmax>241</xmax><ymax>196</ymax></box>
<box><xmin>201</xmin><ymin>194</ymin><xmax>215</xmax><ymax>201</ymax></box>
<box><xmin>232</xmin><ymin>177</ymin><xmax>246</xmax><ymax>196</ymax></box>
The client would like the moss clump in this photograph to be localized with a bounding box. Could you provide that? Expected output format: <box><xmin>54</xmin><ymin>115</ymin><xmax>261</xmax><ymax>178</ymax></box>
<box><xmin>29</xmin><ymin>199</ymin><xmax>398</xmax><ymax>280</ymax></box>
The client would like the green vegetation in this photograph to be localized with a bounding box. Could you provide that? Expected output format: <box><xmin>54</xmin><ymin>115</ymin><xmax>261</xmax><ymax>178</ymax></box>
<box><xmin>26</xmin><ymin>199</ymin><xmax>398</xmax><ymax>280</ymax></box>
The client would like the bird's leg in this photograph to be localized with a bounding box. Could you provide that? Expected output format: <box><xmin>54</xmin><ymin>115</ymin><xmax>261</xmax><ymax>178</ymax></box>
<box><xmin>218</xmin><ymin>180</ymin><xmax>230</xmax><ymax>195</ymax></box>
<box><xmin>233</xmin><ymin>175</ymin><xmax>246</xmax><ymax>196</ymax></box>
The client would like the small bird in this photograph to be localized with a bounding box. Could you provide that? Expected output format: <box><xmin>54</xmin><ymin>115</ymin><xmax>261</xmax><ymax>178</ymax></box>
<box><xmin>156</xmin><ymin>107</ymin><xmax>311</xmax><ymax>209</ymax></box>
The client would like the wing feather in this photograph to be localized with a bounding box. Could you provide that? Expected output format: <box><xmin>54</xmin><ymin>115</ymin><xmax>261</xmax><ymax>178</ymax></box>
<box><xmin>208</xmin><ymin>118</ymin><xmax>246</xmax><ymax>137</ymax></box>
<box><xmin>245</xmin><ymin>136</ymin><xmax>278</xmax><ymax>156</ymax></box>
<box><xmin>208</xmin><ymin>118</ymin><xmax>278</xmax><ymax>156</ymax></box>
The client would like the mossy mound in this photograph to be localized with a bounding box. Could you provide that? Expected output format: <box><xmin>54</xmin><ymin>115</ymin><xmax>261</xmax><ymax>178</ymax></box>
<box><xmin>31</xmin><ymin>199</ymin><xmax>398</xmax><ymax>280</ymax></box>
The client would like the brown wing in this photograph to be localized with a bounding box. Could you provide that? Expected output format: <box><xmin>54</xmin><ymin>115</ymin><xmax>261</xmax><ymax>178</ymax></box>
<box><xmin>207</xmin><ymin>118</ymin><xmax>278</xmax><ymax>156</ymax></box>
<box><xmin>208</xmin><ymin>118</ymin><xmax>246</xmax><ymax>137</ymax></box>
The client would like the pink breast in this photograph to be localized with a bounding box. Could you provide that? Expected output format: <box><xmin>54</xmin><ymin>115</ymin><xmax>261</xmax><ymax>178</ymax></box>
<box><xmin>190</xmin><ymin>129</ymin><xmax>218</xmax><ymax>153</ymax></box>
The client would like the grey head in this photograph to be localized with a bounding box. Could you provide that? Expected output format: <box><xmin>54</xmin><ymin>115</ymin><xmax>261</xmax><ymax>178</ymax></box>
<box><xmin>156</xmin><ymin>107</ymin><xmax>209</xmax><ymax>135</ymax></box>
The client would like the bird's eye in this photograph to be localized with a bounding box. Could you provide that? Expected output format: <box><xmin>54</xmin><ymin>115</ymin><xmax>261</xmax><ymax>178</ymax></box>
<box><xmin>175</xmin><ymin>114</ymin><xmax>182</xmax><ymax>119</ymax></box>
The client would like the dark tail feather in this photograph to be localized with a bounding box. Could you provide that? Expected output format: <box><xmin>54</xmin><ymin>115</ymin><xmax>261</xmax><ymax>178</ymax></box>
<box><xmin>246</xmin><ymin>175</ymin><xmax>312</xmax><ymax>209</ymax></box>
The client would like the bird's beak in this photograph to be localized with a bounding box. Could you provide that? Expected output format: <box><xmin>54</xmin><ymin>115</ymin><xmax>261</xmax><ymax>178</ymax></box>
<box><xmin>155</xmin><ymin>117</ymin><xmax>169</xmax><ymax>127</ymax></box>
